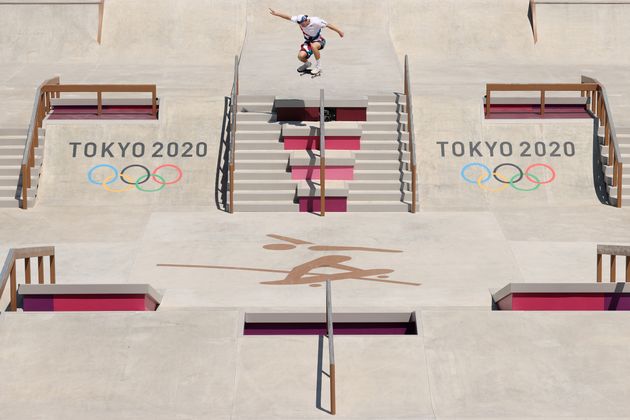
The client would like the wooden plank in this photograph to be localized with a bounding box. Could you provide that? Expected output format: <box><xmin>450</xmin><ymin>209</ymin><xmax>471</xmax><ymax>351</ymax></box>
<box><xmin>50</xmin><ymin>255</ymin><xmax>56</xmax><ymax>284</ymax></box>
<box><xmin>611</xmin><ymin>255</ymin><xmax>617</xmax><ymax>283</ymax></box>
<box><xmin>38</xmin><ymin>256</ymin><xmax>44</xmax><ymax>284</ymax></box>
<box><xmin>13</xmin><ymin>247</ymin><xmax>55</xmax><ymax>259</ymax></box>
<box><xmin>597</xmin><ymin>253</ymin><xmax>602</xmax><ymax>282</ymax></box>
<box><xmin>9</xmin><ymin>264</ymin><xmax>16</xmax><ymax>311</ymax></box>
<box><xmin>25</xmin><ymin>258</ymin><xmax>31</xmax><ymax>285</ymax></box>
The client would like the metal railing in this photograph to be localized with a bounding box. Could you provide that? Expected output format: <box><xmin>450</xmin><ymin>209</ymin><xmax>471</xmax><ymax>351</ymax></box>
<box><xmin>325</xmin><ymin>280</ymin><xmax>336</xmax><ymax>415</ymax></box>
<box><xmin>582</xmin><ymin>76</ymin><xmax>624</xmax><ymax>208</ymax></box>
<box><xmin>229</xmin><ymin>55</ymin><xmax>239</xmax><ymax>213</ymax></box>
<box><xmin>320</xmin><ymin>89</ymin><xmax>327</xmax><ymax>216</ymax></box>
<box><xmin>0</xmin><ymin>246</ymin><xmax>56</xmax><ymax>312</ymax></box>
<box><xmin>597</xmin><ymin>244</ymin><xmax>630</xmax><ymax>283</ymax></box>
<box><xmin>403</xmin><ymin>55</ymin><xmax>418</xmax><ymax>213</ymax></box>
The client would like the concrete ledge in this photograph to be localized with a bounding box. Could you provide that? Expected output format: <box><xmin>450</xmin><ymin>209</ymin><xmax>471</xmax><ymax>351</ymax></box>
<box><xmin>297</xmin><ymin>181</ymin><xmax>348</xmax><ymax>197</ymax></box>
<box><xmin>282</xmin><ymin>122</ymin><xmax>362</xmax><ymax>137</ymax></box>
<box><xmin>289</xmin><ymin>150</ymin><xmax>355</xmax><ymax>166</ymax></box>
<box><xmin>492</xmin><ymin>282</ymin><xmax>630</xmax><ymax>305</ymax></box>
<box><xmin>19</xmin><ymin>283</ymin><xmax>162</xmax><ymax>303</ymax></box>
<box><xmin>275</xmin><ymin>98</ymin><xmax>367</xmax><ymax>108</ymax></box>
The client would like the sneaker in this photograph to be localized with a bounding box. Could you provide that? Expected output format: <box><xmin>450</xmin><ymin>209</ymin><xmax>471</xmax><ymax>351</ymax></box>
<box><xmin>310</xmin><ymin>67</ymin><xmax>321</xmax><ymax>75</ymax></box>
<box><xmin>297</xmin><ymin>62</ymin><xmax>312</xmax><ymax>72</ymax></box>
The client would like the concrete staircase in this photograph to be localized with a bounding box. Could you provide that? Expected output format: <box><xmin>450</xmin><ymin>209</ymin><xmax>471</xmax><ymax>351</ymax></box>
<box><xmin>233</xmin><ymin>94</ymin><xmax>415</xmax><ymax>212</ymax></box>
<box><xmin>352</xmin><ymin>94</ymin><xmax>412</xmax><ymax>212</ymax></box>
<box><xmin>0</xmin><ymin>128</ymin><xmax>44</xmax><ymax>208</ymax></box>
<box><xmin>600</xmin><ymin>125</ymin><xmax>630</xmax><ymax>206</ymax></box>
<box><xmin>234</xmin><ymin>95</ymin><xmax>297</xmax><ymax>212</ymax></box>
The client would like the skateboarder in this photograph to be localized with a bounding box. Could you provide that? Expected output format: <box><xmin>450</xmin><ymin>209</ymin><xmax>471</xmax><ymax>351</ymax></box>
<box><xmin>269</xmin><ymin>9</ymin><xmax>344</xmax><ymax>75</ymax></box>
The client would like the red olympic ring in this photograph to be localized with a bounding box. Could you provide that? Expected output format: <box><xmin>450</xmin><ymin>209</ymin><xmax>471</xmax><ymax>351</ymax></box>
<box><xmin>152</xmin><ymin>164</ymin><xmax>183</xmax><ymax>185</ymax></box>
<box><xmin>524</xmin><ymin>163</ymin><xmax>556</xmax><ymax>185</ymax></box>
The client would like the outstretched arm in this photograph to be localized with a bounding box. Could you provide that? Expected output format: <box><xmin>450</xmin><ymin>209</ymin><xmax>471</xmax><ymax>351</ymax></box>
<box><xmin>326</xmin><ymin>23</ymin><xmax>344</xmax><ymax>38</ymax></box>
<box><xmin>269</xmin><ymin>8</ymin><xmax>292</xmax><ymax>21</ymax></box>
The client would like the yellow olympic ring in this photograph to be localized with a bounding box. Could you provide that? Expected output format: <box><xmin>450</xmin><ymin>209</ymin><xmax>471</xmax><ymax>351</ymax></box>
<box><xmin>476</xmin><ymin>170</ymin><xmax>509</xmax><ymax>192</ymax></box>
<box><xmin>101</xmin><ymin>174</ymin><xmax>134</xmax><ymax>193</ymax></box>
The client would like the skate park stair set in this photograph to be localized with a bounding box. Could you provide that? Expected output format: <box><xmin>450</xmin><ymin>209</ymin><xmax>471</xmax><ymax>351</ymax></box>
<box><xmin>229</xmin><ymin>56</ymin><xmax>418</xmax><ymax>213</ymax></box>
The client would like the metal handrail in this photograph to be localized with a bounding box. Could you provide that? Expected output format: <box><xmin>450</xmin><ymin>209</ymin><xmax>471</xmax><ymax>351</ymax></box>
<box><xmin>320</xmin><ymin>89</ymin><xmax>326</xmax><ymax>216</ymax></box>
<box><xmin>325</xmin><ymin>280</ymin><xmax>336</xmax><ymax>415</ymax></box>
<box><xmin>20</xmin><ymin>76</ymin><xmax>60</xmax><ymax>209</ymax></box>
<box><xmin>0</xmin><ymin>246</ymin><xmax>56</xmax><ymax>312</ymax></box>
<box><xmin>229</xmin><ymin>55</ymin><xmax>239</xmax><ymax>213</ymax></box>
<box><xmin>404</xmin><ymin>55</ymin><xmax>418</xmax><ymax>213</ymax></box>
<box><xmin>582</xmin><ymin>75</ymin><xmax>623</xmax><ymax>208</ymax></box>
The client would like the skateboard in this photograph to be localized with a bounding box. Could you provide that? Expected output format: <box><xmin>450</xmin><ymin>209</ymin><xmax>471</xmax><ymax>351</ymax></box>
<box><xmin>297</xmin><ymin>68</ymin><xmax>322</xmax><ymax>78</ymax></box>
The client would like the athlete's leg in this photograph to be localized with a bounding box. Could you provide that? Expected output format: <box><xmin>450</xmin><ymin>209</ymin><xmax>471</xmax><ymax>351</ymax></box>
<box><xmin>298</xmin><ymin>51</ymin><xmax>309</xmax><ymax>63</ymax></box>
<box><xmin>311</xmin><ymin>42</ymin><xmax>322</xmax><ymax>60</ymax></box>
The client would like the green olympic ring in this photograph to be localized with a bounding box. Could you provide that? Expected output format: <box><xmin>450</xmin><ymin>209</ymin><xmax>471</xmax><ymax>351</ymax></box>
<box><xmin>135</xmin><ymin>173</ymin><xmax>166</xmax><ymax>193</ymax></box>
<box><xmin>509</xmin><ymin>172</ymin><xmax>541</xmax><ymax>192</ymax></box>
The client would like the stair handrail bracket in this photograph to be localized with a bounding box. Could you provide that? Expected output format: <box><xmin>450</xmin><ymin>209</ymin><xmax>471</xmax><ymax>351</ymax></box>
<box><xmin>0</xmin><ymin>246</ymin><xmax>56</xmax><ymax>312</ymax></box>
<box><xmin>404</xmin><ymin>55</ymin><xmax>418</xmax><ymax>213</ymax></box>
<box><xmin>20</xmin><ymin>76</ymin><xmax>61</xmax><ymax>210</ymax></box>
<box><xmin>582</xmin><ymin>76</ymin><xmax>624</xmax><ymax>208</ymax></box>
<box><xmin>229</xmin><ymin>55</ymin><xmax>239</xmax><ymax>213</ymax></box>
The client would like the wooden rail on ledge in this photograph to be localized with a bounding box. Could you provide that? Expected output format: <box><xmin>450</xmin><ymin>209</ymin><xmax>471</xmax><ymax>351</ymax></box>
<box><xmin>228</xmin><ymin>55</ymin><xmax>239</xmax><ymax>213</ymax></box>
<box><xmin>0</xmin><ymin>246</ymin><xmax>56</xmax><ymax>312</ymax></box>
<box><xmin>597</xmin><ymin>245</ymin><xmax>630</xmax><ymax>283</ymax></box>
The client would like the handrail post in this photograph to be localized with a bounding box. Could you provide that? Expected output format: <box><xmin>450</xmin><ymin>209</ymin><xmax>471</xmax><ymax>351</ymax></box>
<box><xmin>326</xmin><ymin>280</ymin><xmax>336</xmax><ymax>415</ymax></box>
<box><xmin>320</xmin><ymin>89</ymin><xmax>326</xmax><ymax>216</ymax></box>
<box><xmin>540</xmin><ymin>90</ymin><xmax>545</xmax><ymax>116</ymax></box>
<box><xmin>50</xmin><ymin>254</ymin><xmax>56</xmax><ymax>284</ymax></box>
<box><xmin>9</xmin><ymin>262</ymin><xmax>16</xmax><ymax>311</ymax></box>
<box><xmin>229</xmin><ymin>55</ymin><xmax>238</xmax><ymax>214</ymax></box>
<box><xmin>21</xmin><ymin>164</ymin><xmax>28</xmax><ymax>210</ymax></box>
<box><xmin>618</xmin><ymin>163</ymin><xmax>623</xmax><ymax>208</ymax></box>
<box><xmin>151</xmin><ymin>87</ymin><xmax>157</xmax><ymax>117</ymax></box>
<box><xmin>97</xmin><ymin>0</ymin><xmax>105</xmax><ymax>44</ymax></box>
<box><xmin>97</xmin><ymin>91</ymin><xmax>102</xmax><ymax>116</ymax></box>
<box><xmin>597</xmin><ymin>253</ymin><xmax>602</xmax><ymax>282</ymax></box>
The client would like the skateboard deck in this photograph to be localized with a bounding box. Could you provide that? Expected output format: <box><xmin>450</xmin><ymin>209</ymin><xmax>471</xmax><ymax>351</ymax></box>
<box><xmin>297</xmin><ymin>68</ymin><xmax>322</xmax><ymax>78</ymax></box>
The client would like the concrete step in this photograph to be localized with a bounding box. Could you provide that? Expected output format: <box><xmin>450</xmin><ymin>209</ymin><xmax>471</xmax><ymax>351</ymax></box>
<box><xmin>607</xmin><ymin>185</ymin><xmax>630</xmax><ymax>204</ymax></box>
<box><xmin>360</xmin><ymin>121</ymin><xmax>405</xmax><ymax>131</ymax></box>
<box><xmin>0</xmin><ymin>166</ymin><xmax>41</xmax><ymax>177</ymax></box>
<box><xmin>237</xmin><ymin>112</ymin><xmax>277</xmax><ymax>122</ymax></box>
<box><xmin>354</xmin><ymin>160</ymin><xmax>406</xmax><ymax>170</ymax></box>
<box><xmin>234</xmin><ymin>180</ymin><xmax>298</xmax><ymax>190</ymax></box>
<box><xmin>234</xmin><ymin>191</ymin><xmax>296</xmax><ymax>201</ymax></box>
<box><xmin>354</xmin><ymin>170</ymin><xmax>411</xmax><ymax>181</ymax></box>
<box><xmin>237</xmin><ymin>140</ymin><xmax>283</xmax><ymax>151</ymax></box>
<box><xmin>367</xmin><ymin>112</ymin><xmax>408</xmax><ymax>122</ymax></box>
<box><xmin>361</xmin><ymin>141</ymin><xmax>409</xmax><ymax>151</ymax></box>
<box><xmin>349</xmin><ymin>180</ymin><xmax>409</xmax><ymax>191</ymax></box>
<box><xmin>368</xmin><ymin>103</ymin><xmax>405</xmax><ymax>113</ymax></box>
<box><xmin>234</xmin><ymin>170</ymin><xmax>292</xmax><ymax>180</ymax></box>
<box><xmin>237</xmin><ymin>122</ymin><xmax>282</xmax><ymax>131</ymax></box>
<box><xmin>237</xmin><ymin>160</ymin><xmax>289</xmax><ymax>170</ymax></box>
<box><xmin>0</xmin><ymin>175</ymin><xmax>40</xmax><ymax>187</ymax></box>
<box><xmin>355</xmin><ymin>150</ymin><xmax>410</xmax><ymax>160</ymax></box>
<box><xmin>239</xmin><ymin>103</ymin><xmax>274</xmax><ymax>113</ymax></box>
<box><xmin>349</xmin><ymin>190</ymin><xmax>404</xmax><ymax>201</ymax></box>
<box><xmin>0</xmin><ymin>186</ymin><xmax>36</xmax><ymax>199</ymax></box>
<box><xmin>362</xmin><ymin>131</ymin><xmax>410</xmax><ymax>141</ymax></box>
<box><xmin>236</xmin><ymin>150</ymin><xmax>290</xmax><ymax>159</ymax></box>
<box><xmin>236</xmin><ymin>130</ymin><xmax>281</xmax><ymax>140</ymax></box>
<box><xmin>367</xmin><ymin>94</ymin><xmax>406</xmax><ymax>103</ymax></box>
<box><xmin>0</xmin><ymin>146</ymin><xmax>44</xmax><ymax>157</ymax></box>
<box><xmin>0</xmin><ymin>155</ymin><xmax>44</xmax><ymax>166</ymax></box>
<box><xmin>0</xmin><ymin>136</ymin><xmax>45</xmax><ymax>146</ymax></box>
<box><xmin>235</xmin><ymin>201</ymin><xmax>299</xmax><ymax>212</ymax></box>
<box><xmin>237</xmin><ymin>95</ymin><xmax>276</xmax><ymax>103</ymax></box>
<box><xmin>347</xmin><ymin>201</ymin><xmax>410</xmax><ymax>212</ymax></box>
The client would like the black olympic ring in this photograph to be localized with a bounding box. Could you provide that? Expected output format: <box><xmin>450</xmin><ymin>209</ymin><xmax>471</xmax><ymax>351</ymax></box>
<box><xmin>120</xmin><ymin>164</ymin><xmax>151</xmax><ymax>185</ymax></box>
<box><xmin>493</xmin><ymin>163</ymin><xmax>523</xmax><ymax>184</ymax></box>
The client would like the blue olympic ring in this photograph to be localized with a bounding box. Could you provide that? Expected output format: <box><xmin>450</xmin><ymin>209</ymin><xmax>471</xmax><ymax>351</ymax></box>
<box><xmin>460</xmin><ymin>163</ymin><xmax>492</xmax><ymax>184</ymax></box>
<box><xmin>87</xmin><ymin>164</ymin><xmax>118</xmax><ymax>185</ymax></box>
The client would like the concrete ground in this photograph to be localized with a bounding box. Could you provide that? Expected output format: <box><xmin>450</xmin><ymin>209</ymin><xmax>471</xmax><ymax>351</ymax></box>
<box><xmin>2</xmin><ymin>0</ymin><xmax>630</xmax><ymax>418</ymax></box>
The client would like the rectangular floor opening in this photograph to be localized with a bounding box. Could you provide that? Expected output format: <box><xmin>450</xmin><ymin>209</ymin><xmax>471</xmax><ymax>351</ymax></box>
<box><xmin>243</xmin><ymin>312</ymin><xmax>417</xmax><ymax>335</ymax></box>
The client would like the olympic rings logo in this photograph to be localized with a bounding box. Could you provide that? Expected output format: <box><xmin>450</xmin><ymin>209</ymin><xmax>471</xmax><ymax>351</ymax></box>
<box><xmin>460</xmin><ymin>163</ymin><xmax>556</xmax><ymax>192</ymax></box>
<box><xmin>87</xmin><ymin>164</ymin><xmax>183</xmax><ymax>193</ymax></box>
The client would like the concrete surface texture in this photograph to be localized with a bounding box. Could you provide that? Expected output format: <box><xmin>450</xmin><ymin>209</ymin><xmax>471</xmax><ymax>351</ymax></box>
<box><xmin>1</xmin><ymin>0</ymin><xmax>630</xmax><ymax>418</ymax></box>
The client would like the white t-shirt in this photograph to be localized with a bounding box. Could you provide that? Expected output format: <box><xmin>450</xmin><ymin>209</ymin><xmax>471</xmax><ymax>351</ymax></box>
<box><xmin>291</xmin><ymin>16</ymin><xmax>328</xmax><ymax>40</ymax></box>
